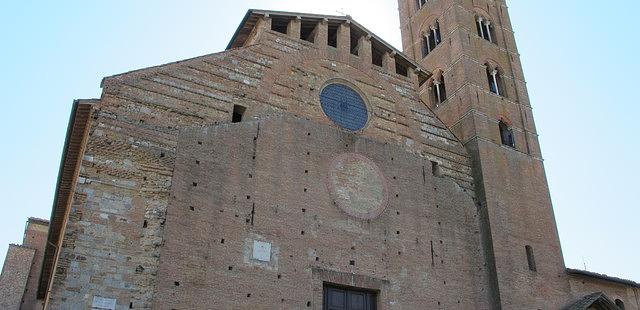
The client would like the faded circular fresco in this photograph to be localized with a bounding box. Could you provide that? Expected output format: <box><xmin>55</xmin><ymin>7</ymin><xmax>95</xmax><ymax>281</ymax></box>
<box><xmin>327</xmin><ymin>153</ymin><xmax>389</xmax><ymax>220</ymax></box>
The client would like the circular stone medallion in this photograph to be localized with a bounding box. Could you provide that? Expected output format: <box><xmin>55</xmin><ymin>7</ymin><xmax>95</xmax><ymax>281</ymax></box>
<box><xmin>327</xmin><ymin>153</ymin><xmax>389</xmax><ymax>220</ymax></box>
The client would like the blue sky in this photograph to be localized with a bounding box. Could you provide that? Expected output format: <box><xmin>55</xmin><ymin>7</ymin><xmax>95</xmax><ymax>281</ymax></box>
<box><xmin>1</xmin><ymin>0</ymin><xmax>638</xmax><ymax>282</ymax></box>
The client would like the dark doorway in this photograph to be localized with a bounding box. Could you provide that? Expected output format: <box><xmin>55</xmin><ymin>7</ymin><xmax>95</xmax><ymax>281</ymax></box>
<box><xmin>232</xmin><ymin>104</ymin><xmax>246</xmax><ymax>123</ymax></box>
<box><xmin>323</xmin><ymin>284</ymin><xmax>377</xmax><ymax>310</ymax></box>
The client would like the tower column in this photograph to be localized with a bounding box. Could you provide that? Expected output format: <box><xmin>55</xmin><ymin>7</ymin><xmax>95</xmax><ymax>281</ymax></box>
<box><xmin>490</xmin><ymin>69</ymin><xmax>500</xmax><ymax>96</ymax></box>
<box><xmin>431</xmin><ymin>26</ymin><xmax>439</xmax><ymax>44</ymax></box>
<box><xmin>433</xmin><ymin>79</ymin><xmax>442</xmax><ymax>103</ymax></box>
<box><xmin>398</xmin><ymin>0</ymin><xmax>573</xmax><ymax>308</ymax></box>
<box><xmin>484</xmin><ymin>20</ymin><xmax>493</xmax><ymax>42</ymax></box>
<box><xmin>424</xmin><ymin>32</ymin><xmax>431</xmax><ymax>52</ymax></box>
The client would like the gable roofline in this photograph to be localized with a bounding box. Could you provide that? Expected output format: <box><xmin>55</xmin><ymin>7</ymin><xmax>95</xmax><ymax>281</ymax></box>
<box><xmin>100</xmin><ymin>9</ymin><xmax>430</xmax><ymax>86</ymax></box>
<box><xmin>37</xmin><ymin>99</ymin><xmax>96</xmax><ymax>299</ymax></box>
<box><xmin>567</xmin><ymin>268</ymin><xmax>640</xmax><ymax>288</ymax></box>
<box><xmin>226</xmin><ymin>9</ymin><xmax>429</xmax><ymax>75</ymax></box>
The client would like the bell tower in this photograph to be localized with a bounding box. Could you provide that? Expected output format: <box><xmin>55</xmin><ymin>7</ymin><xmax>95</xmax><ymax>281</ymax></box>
<box><xmin>398</xmin><ymin>0</ymin><xmax>571</xmax><ymax>308</ymax></box>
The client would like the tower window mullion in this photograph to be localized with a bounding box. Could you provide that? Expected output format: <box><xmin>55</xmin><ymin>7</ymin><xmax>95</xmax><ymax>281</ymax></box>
<box><xmin>484</xmin><ymin>22</ymin><xmax>493</xmax><ymax>42</ymax></box>
<box><xmin>428</xmin><ymin>31</ymin><xmax>436</xmax><ymax>52</ymax></box>
<box><xmin>477</xmin><ymin>17</ymin><xmax>485</xmax><ymax>39</ymax></box>
<box><xmin>431</xmin><ymin>74</ymin><xmax>447</xmax><ymax>106</ymax></box>
<box><xmin>422</xmin><ymin>35</ymin><xmax>430</xmax><ymax>58</ymax></box>
<box><xmin>487</xmin><ymin>67</ymin><xmax>503</xmax><ymax>96</ymax></box>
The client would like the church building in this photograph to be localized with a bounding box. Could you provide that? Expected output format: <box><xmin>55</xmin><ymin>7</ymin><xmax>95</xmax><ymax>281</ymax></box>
<box><xmin>1</xmin><ymin>0</ymin><xmax>638</xmax><ymax>309</ymax></box>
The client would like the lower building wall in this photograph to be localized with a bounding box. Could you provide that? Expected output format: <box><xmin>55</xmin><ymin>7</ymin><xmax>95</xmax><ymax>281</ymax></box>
<box><xmin>0</xmin><ymin>245</ymin><xmax>36</xmax><ymax>310</ymax></box>
<box><xmin>568</xmin><ymin>274</ymin><xmax>640</xmax><ymax>310</ymax></box>
<box><xmin>153</xmin><ymin>115</ymin><xmax>491</xmax><ymax>309</ymax></box>
<box><xmin>21</xmin><ymin>219</ymin><xmax>49</xmax><ymax>310</ymax></box>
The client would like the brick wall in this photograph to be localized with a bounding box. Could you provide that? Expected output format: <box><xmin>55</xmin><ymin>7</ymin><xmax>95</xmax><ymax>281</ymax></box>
<box><xmin>40</xmin><ymin>5</ymin><xmax>639</xmax><ymax>310</ymax></box>
<box><xmin>0</xmin><ymin>245</ymin><xmax>35</xmax><ymax>309</ymax></box>
<box><xmin>21</xmin><ymin>219</ymin><xmax>49</xmax><ymax>310</ymax></box>
<box><xmin>568</xmin><ymin>275</ymin><xmax>640</xmax><ymax>310</ymax></box>
<box><xmin>47</xmin><ymin>18</ymin><xmax>482</xmax><ymax>309</ymax></box>
<box><xmin>0</xmin><ymin>218</ymin><xmax>48</xmax><ymax>310</ymax></box>
<box><xmin>398</xmin><ymin>0</ymin><xmax>574</xmax><ymax>307</ymax></box>
<box><xmin>154</xmin><ymin>115</ymin><xmax>490</xmax><ymax>309</ymax></box>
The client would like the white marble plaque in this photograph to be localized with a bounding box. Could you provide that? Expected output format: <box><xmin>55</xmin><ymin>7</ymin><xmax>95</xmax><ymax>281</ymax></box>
<box><xmin>92</xmin><ymin>296</ymin><xmax>116</xmax><ymax>310</ymax></box>
<box><xmin>253</xmin><ymin>240</ymin><xmax>272</xmax><ymax>262</ymax></box>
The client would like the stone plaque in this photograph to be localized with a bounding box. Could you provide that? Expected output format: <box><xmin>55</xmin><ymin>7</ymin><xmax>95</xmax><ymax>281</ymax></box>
<box><xmin>92</xmin><ymin>296</ymin><xmax>116</xmax><ymax>310</ymax></box>
<box><xmin>253</xmin><ymin>240</ymin><xmax>272</xmax><ymax>262</ymax></box>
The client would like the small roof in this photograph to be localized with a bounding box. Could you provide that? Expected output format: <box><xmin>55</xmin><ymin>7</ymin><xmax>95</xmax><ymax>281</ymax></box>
<box><xmin>27</xmin><ymin>217</ymin><xmax>50</xmax><ymax>226</ymax></box>
<box><xmin>567</xmin><ymin>268</ymin><xmax>640</xmax><ymax>288</ymax></box>
<box><xmin>227</xmin><ymin>9</ymin><xmax>429</xmax><ymax>76</ymax></box>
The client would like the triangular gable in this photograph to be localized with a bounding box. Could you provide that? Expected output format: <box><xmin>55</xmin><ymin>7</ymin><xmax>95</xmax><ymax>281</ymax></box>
<box><xmin>565</xmin><ymin>292</ymin><xmax>621</xmax><ymax>310</ymax></box>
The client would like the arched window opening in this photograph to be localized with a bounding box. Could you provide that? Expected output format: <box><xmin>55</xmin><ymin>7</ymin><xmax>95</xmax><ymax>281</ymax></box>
<box><xmin>476</xmin><ymin>16</ymin><xmax>484</xmax><ymax>38</ymax></box>
<box><xmin>421</xmin><ymin>21</ymin><xmax>442</xmax><ymax>58</ymax></box>
<box><xmin>615</xmin><ymin>299</ymin><xmax>625</xmax><ymax>310</ymax></box>
<box><xmin>499</xmin><ymin>121</ymin><xmax>515</xmax><ymax>148</ymax></box>
<box><xmin>431</xmin><ymin>74</ymin><xmax>447</xmax><ymax>106</ymax></box>
<box><xmin>486</xmin><ymin>66</ymin><xmax>504</xmax><ymax>96</ymax></box>
<box><xmin>476</xmin><ymin>16</ymin><xmax>496</xmax><ymax>43</ymax></box>
<box><xmin>416</xmin><ymin>0</ymin><xmax>427</xmax><ymax>11</ymax></box>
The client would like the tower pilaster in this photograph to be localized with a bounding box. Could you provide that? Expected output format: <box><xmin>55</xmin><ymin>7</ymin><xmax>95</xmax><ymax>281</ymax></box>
<box><xmin>399</xmin><ymin>0</ymin><xmax>571</xmax><ymax>308</ymax></box>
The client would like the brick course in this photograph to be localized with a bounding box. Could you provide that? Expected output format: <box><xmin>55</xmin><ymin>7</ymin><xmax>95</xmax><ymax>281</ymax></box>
<box><xmin>0</xmin><ymin>2</ymin><xmax>635</xmax><ymax>309</ymax></box>
<box><xmin>45</xmin><ymin>13</ymin><xmax>482</xmax><ymax>309</ymax></box>
<box><xmin>154</xmin><ymin>115</ymin><xmax>489</xmax><ymax>309</ymax></box>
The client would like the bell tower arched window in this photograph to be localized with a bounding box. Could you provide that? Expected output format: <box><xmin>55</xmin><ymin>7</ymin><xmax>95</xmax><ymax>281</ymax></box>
<box><xmin>421</xmin><ymin>21</ymin><xmax>442</xmax><ymax>58</ymax></box>
<box><xmin>430</xmin><ymin>73</ymin><xmax>447</xmax><ymax>106</ymax></box>
<box><xmin>486</xmin><ymin>65</ymin><xmax>504</xmax><ymax>97</ymax></box>
<box><xmin>476</xmin><ymin>16</ymin><xmax>496</xmax><ymax>43</ymax></box>
<box><xmin>499</xmin><ymin>121</ymin><xmax>515</xmax><ymax>148</ymax></box>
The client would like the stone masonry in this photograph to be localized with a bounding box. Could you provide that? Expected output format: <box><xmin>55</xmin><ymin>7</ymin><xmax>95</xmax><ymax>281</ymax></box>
<box><xmin>1</xmin><ymin>1</ymin><xmax>638</xmax><ymax>309</ymax></box>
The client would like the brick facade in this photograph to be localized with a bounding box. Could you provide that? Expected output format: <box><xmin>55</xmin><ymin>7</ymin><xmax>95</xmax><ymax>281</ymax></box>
<box><xmin>154</xmin><ymin>115</ymin><xmax>489</xmax><ymax>309</ymax></box>
<box><xmin>0</xmin><ymin>245</ymin><xmax>35</xmax><ymax>309</ymax></box>
<box><xmin>0</xmin><ymin>218</ymin><xmax>48</xmax><ymax>310</ymax></box>
<box><xmin>20</xmin><ymin>219</ymin><xmax>49</xmax><ymax>310</ymax></box>
<box><xmin>1</xmin><ymin>1</ymin><xmax>638</xmax><ymax>309</ymax></box>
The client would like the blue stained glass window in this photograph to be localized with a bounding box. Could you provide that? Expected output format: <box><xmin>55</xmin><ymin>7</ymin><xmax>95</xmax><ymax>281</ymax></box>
<box><xmin>320</xmin><ymin>84</ymin><xmax>369</xmax><ymax>131</ymax></box>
